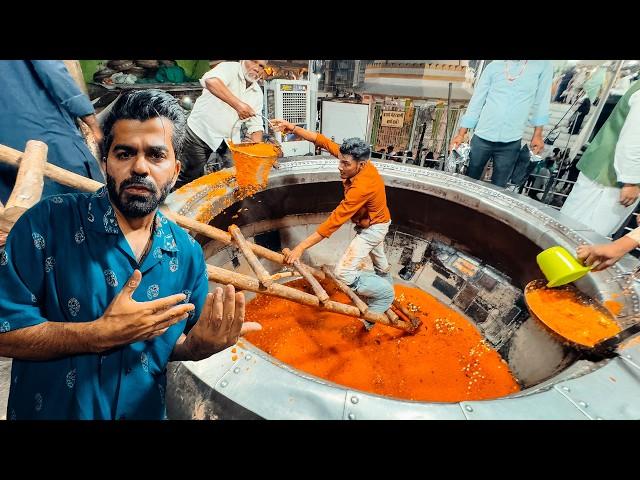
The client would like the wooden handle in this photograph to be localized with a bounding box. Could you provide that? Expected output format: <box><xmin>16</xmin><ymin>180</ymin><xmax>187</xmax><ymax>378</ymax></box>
<box><xmin>160</xmin><ymin>207</ymin><xmax>325</xmax><ymax>280</ymax></box>
<box><xmin>0</xmin><ymin>144</ymin><xmax>102</xmax><ymax>192</ymax></box>
<box><xmin>269</xmin><ymin>271</ymin><xmax>296</xmax><ymax>281</ymax></box>
<box><xmin>228</xmin><ymin>224</ymin><xmax>273</xmax><ymax>288</ymax></box>
<box><xmin>206</xmin><ymin>264</ymin><xmax>415</xmax><ymax>332</ymax></box>
<box><xmin>0</xmin><ymin>141</ymin><xmax>48</xmax><ymax>233</ymax></box>
<box><xmin>63</xmin><ymin>60</ymin><xmax>89</xmax><ymax>95</ymax></box>
<box><xmin>321</xmin><ymin>265</ymin><xmax>368</xmax><ymax>314</ymax></box>
<box><xmin>283</xmin><ymin>248</ymin><xmax>330</xmax><ymax>303</ymax></box>
<box><xmin>392</xmin><ymin>299</ymin><xmax>422</xmax><ymax>330</ymax></box>
<box><xmin>385</xmin><ymin>308</ymin><xmax>400</xmax><ymax>326</ymax></box>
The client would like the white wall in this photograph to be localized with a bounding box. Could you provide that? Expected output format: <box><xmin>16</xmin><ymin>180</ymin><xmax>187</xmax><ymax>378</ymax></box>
<box><xmin>320</xmin><ymin>101</ymin><xmax>370</xmax><ymax>148</ymax></box>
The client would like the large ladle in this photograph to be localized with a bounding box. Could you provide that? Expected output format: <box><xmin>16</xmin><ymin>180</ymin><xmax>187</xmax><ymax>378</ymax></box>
<box><xmin>524</xmin><ymin>279</ymin><xmax>640</xmax><ymax>358</ymax></box>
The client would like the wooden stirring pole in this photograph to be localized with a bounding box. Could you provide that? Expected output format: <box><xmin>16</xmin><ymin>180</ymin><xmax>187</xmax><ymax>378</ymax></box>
<box><xmin>321</xmin><ymin>265</ymin><xmax>368</xmax><ymax>314</ymax></box>
<box><xmin>206</xmin><ymin>264</ymin><xmax>415</xmax><ymax>332</ymax></box>
<box><xmin>392</xmin><ymin>299</ymin><xmax>422</xmax><ymax>330</ymax></box>
<box><xmin>282</xmin><ymin>248</ymin><xmax>330</xmax><ymax>304</ymax></box>
<box><xmin>229</xmin><ymin>224</ymin><xmax>273</xmax><ymax>288</ymax></box>
<box><xmin>0</xmin><ymin>141</ymin><xmax>47</xmax><ymax>241</ymax></box>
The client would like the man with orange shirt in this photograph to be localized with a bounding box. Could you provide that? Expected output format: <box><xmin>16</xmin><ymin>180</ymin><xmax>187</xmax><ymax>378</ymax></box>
<box><xmin>271</xmin><ymin>120</ymin><xmax>394</xmax><ymax>330</ymax></box>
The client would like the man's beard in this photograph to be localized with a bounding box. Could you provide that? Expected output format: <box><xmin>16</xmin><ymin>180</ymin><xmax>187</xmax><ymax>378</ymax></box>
<box><xmin>241</xmin><ymin>62</ymin><xmax>259</xmax><ymax>83</ymax></box>
<box><xmin>106</xmin><ymin>173</ymin><xmax>173</xmax><ymax>218</ymax></box>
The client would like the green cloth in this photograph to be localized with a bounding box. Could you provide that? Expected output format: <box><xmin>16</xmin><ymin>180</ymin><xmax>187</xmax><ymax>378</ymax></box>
<box><xmin>577</xmin><ymin>79</ymin><xmax>640</xmax><ymax>187</ymax></box>
<box><xmin>154</xmin><ymin>65</ymin><xmax>189</xmax><ymax>83</ymax></box>
<box><xmin>583</xmin><ymin>66</ymin><xmax>606</xmax><ymax>102</ymax></box>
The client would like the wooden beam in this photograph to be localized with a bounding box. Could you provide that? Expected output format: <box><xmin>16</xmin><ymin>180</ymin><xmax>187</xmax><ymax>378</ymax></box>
<box><xmin>0</xmin><ymin>140</ymin><xmax>47</xmax><ymax>232</ymax></box>
<box><xmin>161</xmin><ymin>207</ymin><xmax>325</xmax><ymax>280</ymax></box>
<box><xmin>321</xmin><ymin>265</ymin><xmax>368</xmax><ymax>314</ymax></box>
<box><xmin>228</xmin><ymin>224</ymin><xmax>273</xmax><ymax>288</ymax></box>
<box><xmin>0</xmin><ymin>144</ymin><xmax>101</xmax><ymax>192</ymax></box>
<box><xmin>63</xmin><ymin>60</ymin><xmax>89</xmax><ymax>94</ymax></box>
<box><xmin>206</xmin><ymin>264</ymin><xmax>416</xmax><ymax>332</ymax></box>
<box><xmin>392</xmin><ymin>299</ymin><xmax>422</xmax><ymax>330</ymax></box>
<box><xmin>283</xmin><ymin>248</ymin><xmax>330</xmax><ymax>303</ymax></box>
<box><xmin>385</xmin><ymin>308</ymin><xmax>400</xmax><ymax>326</ymax></box>
<box><xmin>269</xmin><ymin>271</ymin><xmax>296</xmax><ymax>281</ymax></box>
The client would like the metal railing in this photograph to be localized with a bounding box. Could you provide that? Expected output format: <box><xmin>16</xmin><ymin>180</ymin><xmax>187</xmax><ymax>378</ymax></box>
<box><xmin>371</xmin><ymin>148</ymin><xmax>448</xmax><ymax>169</ymax></box>
<box><xmin>506</xmin><ymin>173</ymin><xmax>576</xmax><ymax>210</ymax></box>
<box><xmin>370</xmin><ymin>104</ymin><xmax>466</xmax><ymax>159</ymax></box>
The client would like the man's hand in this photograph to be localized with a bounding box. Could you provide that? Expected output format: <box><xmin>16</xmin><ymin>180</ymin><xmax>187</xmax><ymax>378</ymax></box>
<box><xmin>530</xmin><ymin>133</ymin><xmax>545</xmax><ymax>155</ymax></box>
<box><xmin>80</xmin><ymin>113</ymin><xmax>103</xmax><ymax>144</ymax></box>
<box><xmin>235</xmin><ymin>101</ymin><xmax>256</xmax><ymax>120</ymax></box>
<box><xmin>620</xmin><ymin>184</ymin><xmax>640</xmax><ymax>207</ymax></box>
<box><xmin>353</xmin><ymin>205</ymin><xmax>370</xmax><ymax>228</ymax></box>
<box><xmin>283</xmin><ymin>245</ymin><xmax>305</xmax><ymax>265</ymax></box>
<box><xmin>94</xmin><ymin>270</ymin><xmax>195</xmax><ymax>351</ymax></box>
<box><xmin>355</xmin><ymin>218</ymin><xmax>371</xmax><ymax>228</ymax></box>
<box><xmin>449</xmin><ymin>133</ymin><xmax>466</xmax><ymax>153</ymax></box>
<box><xmin>181</xmin><ymin>285</ymin><xmax>261</xmax><ymax>361</ymax></box>
<box><xmin>576</xmin><ymin>238</ymin><xmax>637</xmax><ymax>272</ymax></box>
<box><xmin>270</xmin><ymin>119</ymin><xmax>295</xmax><ymax>133</ymax></box>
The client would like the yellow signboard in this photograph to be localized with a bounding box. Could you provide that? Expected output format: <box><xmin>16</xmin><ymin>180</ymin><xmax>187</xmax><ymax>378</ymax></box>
<box><xmin>381</xmin><ymin>111</ymin><xmax>405</xmax><ymax>128</ymax></box>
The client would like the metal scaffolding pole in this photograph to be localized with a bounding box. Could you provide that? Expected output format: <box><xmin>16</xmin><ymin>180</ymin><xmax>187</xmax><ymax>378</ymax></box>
<box><xmin>574</xmin><ymin>60</ymin><xmax>624</xmax><ymax>153</ymax></box>
<box><xmin>541</xmin><ymin>60</ymin><xmax>624</xmax><ymax>206</ymax></box>
<box><xmin>442</xmin><ymin>82</ymin><xmax>453</xmax><ymax>167</ymax></box>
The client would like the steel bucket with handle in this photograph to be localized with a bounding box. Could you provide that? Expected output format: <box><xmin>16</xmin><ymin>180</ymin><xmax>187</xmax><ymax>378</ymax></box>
<box><xmin>225</xmin><ymin>114</ymin><xmax>283</xmax><ymax>196</ymax></box>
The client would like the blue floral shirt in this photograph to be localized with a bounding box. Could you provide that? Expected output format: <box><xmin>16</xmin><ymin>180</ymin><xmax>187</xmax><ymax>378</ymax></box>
<box><xmin>0</xmin><ymin>187</ymin><xmax>209</xmax><ymax>419</ymax></box>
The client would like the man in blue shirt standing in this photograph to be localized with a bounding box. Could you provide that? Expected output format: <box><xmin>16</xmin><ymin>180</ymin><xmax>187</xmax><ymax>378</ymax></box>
<box><xmin>0</xmin><ymin>60</ymin><xmax>105</xmax><ymax>204</ymax></box>
<box><xmin>0</xmin><ymin>89</ymin><xmax>260</xmax><ymax>420</ymax></box>
<box><xmin>450</xmin><ymin>60</ymin><xmax>553</xmax><ymax>187</ymax></box>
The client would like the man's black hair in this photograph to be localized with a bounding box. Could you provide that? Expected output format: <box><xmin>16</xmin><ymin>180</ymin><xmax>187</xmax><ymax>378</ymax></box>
<box><xmin>339</xmin><ymin>137</ymin><xmax>370</xmax><ymax>162</ymax></box>
<box><xmin>101</xmin><ymin>89</ymin><xmax>187</xmax><ymax>159</ymax></box>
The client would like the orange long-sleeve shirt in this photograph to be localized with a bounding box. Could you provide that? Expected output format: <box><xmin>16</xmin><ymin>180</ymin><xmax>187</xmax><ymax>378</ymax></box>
<box><xmin>314</xmin><ymin>134</ymin><xmax>391</xmax><ymax>238</ymax></box>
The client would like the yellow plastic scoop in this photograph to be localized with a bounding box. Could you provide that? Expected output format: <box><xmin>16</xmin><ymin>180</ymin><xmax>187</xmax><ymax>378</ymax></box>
<box><xmin>536</xmin><ymin>246</ymin><xmax>591</xmax><ymax>287</ymax></box>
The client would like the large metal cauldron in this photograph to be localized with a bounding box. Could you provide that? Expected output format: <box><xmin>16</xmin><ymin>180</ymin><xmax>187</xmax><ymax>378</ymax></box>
<box><xmin>165</xmin><ymin>157</ymin><xmax>640</xmax><ymax>420</ymax></box>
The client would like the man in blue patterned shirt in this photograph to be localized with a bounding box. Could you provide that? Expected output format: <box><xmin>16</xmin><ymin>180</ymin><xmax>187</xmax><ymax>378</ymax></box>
<box><xmin>0</xmin><ymin>89</ymin><xmax>260</xmax><ymax>419</ymax></box>
<box><xmin>0</xmin><ymin>60</ymin><xmax>105</xmax><ymax>205</ymax></box>
<box><xmin>450</xmin><ymin>60</ymin><xmax>553</xmax><ymax>187</ymax></box>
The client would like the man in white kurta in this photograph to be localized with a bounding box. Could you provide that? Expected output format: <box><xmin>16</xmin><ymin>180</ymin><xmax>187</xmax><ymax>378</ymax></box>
<box><xmin>175</xmin><ymin>60</ymin><xmax>267</xmax><ymax>188</ymax></box>
<box><xmin>560</xmin><ymin>81</ymin><xmax>640</xmax><ymax>237</ymax></box>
